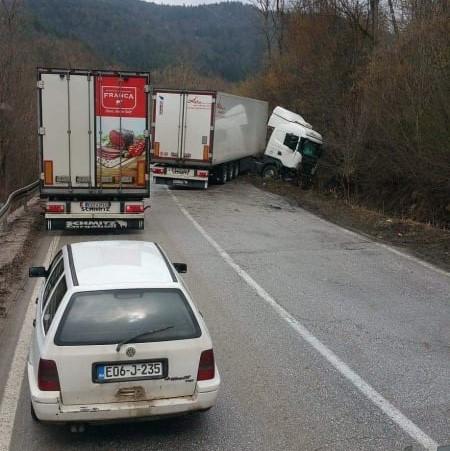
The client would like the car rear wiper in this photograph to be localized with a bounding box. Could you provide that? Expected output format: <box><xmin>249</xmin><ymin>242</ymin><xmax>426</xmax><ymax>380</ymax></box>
<box><xmin>116</xmin><ymin>326</ymin><xmax>174</xmax><ymax>352</ymax></box>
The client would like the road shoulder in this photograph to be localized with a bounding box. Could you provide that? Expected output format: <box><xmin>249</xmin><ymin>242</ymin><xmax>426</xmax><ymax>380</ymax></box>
<box><xmin>246</xmin><ymin>176</ymin><xmax>450</xmax><ymax>272</ymax></box>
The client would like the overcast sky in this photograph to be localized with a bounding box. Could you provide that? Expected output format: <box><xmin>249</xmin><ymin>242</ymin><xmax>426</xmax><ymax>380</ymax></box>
<box><xmin>147</xmin><ymin>0</ymin><xmax>248</xmax><ymax>5</ymax></box>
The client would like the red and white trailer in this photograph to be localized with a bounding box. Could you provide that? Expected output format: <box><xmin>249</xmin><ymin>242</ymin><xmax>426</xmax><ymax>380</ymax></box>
<box><xmin>38</xmin><ymin>68</ymin><xmax>150</xmax><ymax>230</ymax></box>
<box><xmin>151</xmin><ymin>90</ymin><xmax>268</xmax><ymax>188</ymax></box>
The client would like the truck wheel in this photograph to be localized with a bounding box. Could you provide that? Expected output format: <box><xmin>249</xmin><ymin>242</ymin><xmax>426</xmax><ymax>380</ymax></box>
<box><xmin>262</xmin><ymin>164</ymin><xmax>278</xmax><ymax>179</ymax></box>
<box><xmin>227</xmin><ymin>164</ymin><xmax>234</xmax><ymax>181</ymax></box>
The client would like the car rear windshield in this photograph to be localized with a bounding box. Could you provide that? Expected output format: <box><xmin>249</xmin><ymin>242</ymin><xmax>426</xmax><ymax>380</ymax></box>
<box><xmin>55</xmin><ymin>289</ymin><xmax>201</xmax><ymax>346</ymax></box>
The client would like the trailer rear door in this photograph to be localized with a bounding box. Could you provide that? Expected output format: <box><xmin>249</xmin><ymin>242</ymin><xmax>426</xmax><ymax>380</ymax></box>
<box><xmin>152</xmin><ymin>91</ymin><xmax>214</xmax><ymax>163</ymax></box>
<box><xmin>182</xmin><ymin>93</ymin><xmax>214</xmax><ymax>162</ymax></box>
<box><xmin>40</xmin><ymin>73</ymin><xmax>95</xmax><ymax>188</ymax></box>
<box><xmin>153</xmin><ymin>92</ymin><xmax>183</xmax><ymax>160</ymax></box>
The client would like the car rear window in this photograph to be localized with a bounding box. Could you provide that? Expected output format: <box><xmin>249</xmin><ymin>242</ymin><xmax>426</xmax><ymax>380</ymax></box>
<box><xmin>55</xmin><ymin>289</ymin><xmax>201</xmax><ymax>346</ymax></box>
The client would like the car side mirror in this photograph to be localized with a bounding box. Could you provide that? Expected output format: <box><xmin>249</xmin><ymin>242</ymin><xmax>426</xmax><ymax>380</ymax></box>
<box><xmin>29</xmin><ymin>266</ymin><xmax>48</xmax><ymax>278</ymax></box>
<box><xmin>173</xmin><ymin>263</ymin><xmax>187</xmax><ymax>273</ymax></box>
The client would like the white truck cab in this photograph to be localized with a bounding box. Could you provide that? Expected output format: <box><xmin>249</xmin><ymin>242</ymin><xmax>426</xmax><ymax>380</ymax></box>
<box><xmin>260</xmin><ymin>106</ymin><xmax>323</xmax><ymax>186</ymax></box>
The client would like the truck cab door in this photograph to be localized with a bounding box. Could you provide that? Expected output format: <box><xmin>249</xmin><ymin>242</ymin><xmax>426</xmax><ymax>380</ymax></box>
<box><xmin>265</xmin><ymin>130</ymin><xmax>302</xmax><ymax>169</ymax></box>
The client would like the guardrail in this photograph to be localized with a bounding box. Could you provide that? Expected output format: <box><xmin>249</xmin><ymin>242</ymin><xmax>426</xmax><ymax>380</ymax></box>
<box><xmin>0</xmin><ymin>180</ymin><xmax>40</xmax><ymax>230</ymax></box>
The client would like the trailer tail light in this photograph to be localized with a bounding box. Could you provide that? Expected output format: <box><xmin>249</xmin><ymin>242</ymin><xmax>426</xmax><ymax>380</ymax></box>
<box><xmin>152</xmin><ymin>167</ymin><xmax>166</xmax><ymax>175</ymax></box>
<box><xmin>137</xmin><ymin>160</ymin><xmax>146</xmax><ymax>186</ymax></box>
<box><xmin>125</xmin><ymin>203</ymin><xmax>144</xmax><ymax>213</ymax></box>
<box><xmin>203</xmin><ymin>145</ymin><xmax>209</xmax><ymax>161</ymax></box>
<box><xmin>38</xmin><ymin>359</ymin><xmax>60</xmax><ymax>391</ymax></box>
<box><xmin>197</xmin><ymin>349</ymin><xmax>215</xmax><ymax>381</ymax></box>
<box><xmin>196</xmin><ymin>170</ymin><xmax>209</xmax><ymax>178</ymax></box>
<box><xmin>43</xmin><ymin>160</ymin><xmax>53</xmax><ymax>185</ymax></box>
<box><xmin>46</xmin><ymin>203</ymin><xmax>65</xmax><ymax>213</ymax></box>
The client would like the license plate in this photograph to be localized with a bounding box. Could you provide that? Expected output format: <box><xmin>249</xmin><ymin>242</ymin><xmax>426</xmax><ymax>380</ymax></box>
<box><xmin>95</xmin><ymin>360</ymin><xmax>166</xmax><ymax>383</ymax></box>
<box><xmin>169</xmin><ymin>168</ymin><xmax>192</xmax><ymax>175</ymax></box>
<box><xmin>80</xmin><ymin>201</ymin><xmax>111</xmax><ymax>212</ymax></box>
<box><xmin>172</xmin><ymin>179</ymin><xmax>188</xmax><ymax>185</ymax></box>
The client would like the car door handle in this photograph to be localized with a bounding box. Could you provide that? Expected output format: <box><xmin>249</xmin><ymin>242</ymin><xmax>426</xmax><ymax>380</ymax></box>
<box><xmin>277</xmin><ymin>151</ymin><xmax>282</xmax><ymax>155</ymax></box>
<box><xmin>32</xmin><ymin>319</ymin><xmax>36</xmax><ymax>327</ymax></box>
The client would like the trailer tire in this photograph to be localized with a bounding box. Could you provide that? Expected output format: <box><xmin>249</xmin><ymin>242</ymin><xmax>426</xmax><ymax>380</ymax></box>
<box><xmin>233</xmin><ymin>162</ymin><xmax>239</xmax><ymax>178</ymax></box>
<box><xmin>227</xmin><ymin>164</ymin><xmax>234</xmax><ymax>181</ymax></box>
<box><xmin>262</xmin><ymin>164</ymin><xmax>278</xmax><ymax>179</ymax></box>
<box><xmin>217</xmin><ymin>165</ymin><xmax>227</xmax><ymax>184</ymax></box>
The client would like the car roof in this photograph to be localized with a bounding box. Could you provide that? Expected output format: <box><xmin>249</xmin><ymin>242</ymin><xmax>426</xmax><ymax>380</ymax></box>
<box><xmin>67</xmin><ymin>241</ymin><xmax>177</xmax><ymax>287</ymax></box>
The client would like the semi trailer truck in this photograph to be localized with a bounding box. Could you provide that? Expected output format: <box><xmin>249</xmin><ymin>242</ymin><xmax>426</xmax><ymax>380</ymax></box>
<box><xmin>151</xmin><ymin>90</ymin><xmax>323</xmax><ymax>189</ymax></box>
<box><xmin>37</xmin><ymin>68</ymin><xmax>151</xmax><ymax>230</ymax></box>
<box><xmin>151</xmin><ymin>90</ymin><xmax>269</xmax><ymax>188</ymax></box>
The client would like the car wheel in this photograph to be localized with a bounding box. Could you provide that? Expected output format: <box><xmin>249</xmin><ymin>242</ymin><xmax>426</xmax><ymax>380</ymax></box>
<box><xmin>262</xmin><ymin>164</ymin><xmax>278</xmax><ymax>179</ymax></box>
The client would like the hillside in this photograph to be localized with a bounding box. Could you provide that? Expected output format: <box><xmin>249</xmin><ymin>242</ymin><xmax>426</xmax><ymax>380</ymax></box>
<box><xmin>24</xmin><ymin>0</ymin><xmax>264</xmax><ymax>81</ymax></box>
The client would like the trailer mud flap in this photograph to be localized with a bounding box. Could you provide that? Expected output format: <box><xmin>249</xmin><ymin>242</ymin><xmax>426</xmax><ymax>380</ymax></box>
<box><xmin>46</xmin><ymin>219</ymin><xmax>144</xmax><ymax>230</ymax></box>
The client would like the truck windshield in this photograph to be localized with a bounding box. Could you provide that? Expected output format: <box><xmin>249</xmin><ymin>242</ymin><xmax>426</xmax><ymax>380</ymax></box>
<box><xmin>55</xmin><ymin>288</ymin><xmax>201</xmax><ymax>346</ymax></box>
<box><xmin>301</xmin><ymin>140</ymin><xmax>321</xmax><ymax>158</ymax></box>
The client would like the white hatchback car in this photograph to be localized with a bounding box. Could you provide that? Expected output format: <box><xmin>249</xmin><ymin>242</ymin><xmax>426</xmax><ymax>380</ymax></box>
<box><xmin>28</xmin><ymin>241</ymin><xmax>220</xmax><ymax>426</ymax></box>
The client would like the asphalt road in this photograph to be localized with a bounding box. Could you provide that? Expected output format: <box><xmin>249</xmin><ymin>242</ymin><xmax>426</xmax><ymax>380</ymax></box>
<box><xmin>2</xmin><ymin>181</ymin><xmax>449</xmax><ymax>450</ymax></box>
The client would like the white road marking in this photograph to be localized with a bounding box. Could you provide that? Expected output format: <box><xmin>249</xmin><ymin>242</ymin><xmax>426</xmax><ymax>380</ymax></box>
<box><xmin>0</xmin><ymin>236</ymin><xmax>60</xmax><ymax>451</ymax></box>
<box><xmin>170</xmin><ymin>192</ymin><xmax>439</xmax><ymax>451</ymax></box>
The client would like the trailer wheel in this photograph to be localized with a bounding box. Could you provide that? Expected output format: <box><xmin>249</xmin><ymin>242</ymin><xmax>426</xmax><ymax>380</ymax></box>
<box><xmin>217</xmin><ymin>165</ymin><xmax>227</xmax><ymax>184</ymax></box>
<box><xmin>262</xmin><ymin>164</ymin><xmax>278</xmax><ymax>179</ymax></box>
<box><xmin>233</xmin><ymin>162</ymin><xmax>239</xmax><ymax>178</ymax></box>
<box><xmin>227</xmin><ymin>164</ymin><xmax>234</xmax><ymax>181</ymax></box>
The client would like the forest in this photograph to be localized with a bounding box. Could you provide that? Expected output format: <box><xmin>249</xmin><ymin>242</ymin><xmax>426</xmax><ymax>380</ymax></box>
<box><xmin>0</xmin><ymin>0</ymin><xmax>449</xmax><ymax>225</ymax></box>
<box><xmin>239</xmin><ymin>0</ymin><xmax>449</xmax><ymax>225</ymax></box>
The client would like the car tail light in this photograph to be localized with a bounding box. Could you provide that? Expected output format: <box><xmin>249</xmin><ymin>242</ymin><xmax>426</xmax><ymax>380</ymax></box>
<box><xmin>152</xmin><ymin>167</ymin><xmax>166</xmax><ymax>175</ymax></box>
<box><xmin>46</xmin><ymin>203</ymin><xmax>65</xmax><ymax>213</ymax></box>
<box><xmin>38</xmin><ymin>359</ymin><xmax>60</xmax><ymax>391</ymax></box>
<box><xmin>125</xmin><ymin>203</ymin><xmax>144</xmax><ymax>213</ymax></box>
<box><xmin>43</xmin><ymin>160</ymin><xmax>53</xmax><ymax>185</ymax></box>
<box><xmin>196</xmin><ymin>170</ymin><xmax>208</xmax><ymax>178</ymax></box>
<box><xmin>197</xmin><ymin>349</ymin><xmax>215</xmax><ymax>381</ymax></box>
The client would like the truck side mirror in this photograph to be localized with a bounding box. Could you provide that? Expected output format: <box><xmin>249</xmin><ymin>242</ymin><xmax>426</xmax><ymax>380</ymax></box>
<box><xmin>173</xmin><ymin>263</ymin><xmax>187</xmax><ymax>273</ymax></box>
<box><xmin>29</xmin><ymin>266</ymin><xmax>48</xmax><ymax>278</ymax></box>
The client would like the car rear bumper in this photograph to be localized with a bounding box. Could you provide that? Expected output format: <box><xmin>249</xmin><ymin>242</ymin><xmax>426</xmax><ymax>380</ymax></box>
<box><xmin>28</xmin><ymin>363</ymin><xmax>220</xmax><ymax>423</ymax></box>
<box><xmin>32</xmin><ymin>390</ymin><xmax>218</xmax><ymax>423</ymax></box>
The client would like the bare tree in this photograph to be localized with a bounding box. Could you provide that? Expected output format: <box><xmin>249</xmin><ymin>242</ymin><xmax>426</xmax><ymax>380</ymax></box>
<box><xmin>251</xmin><ymin>0</ymin><xmax>275</xmax><ymax>59</ymax></box>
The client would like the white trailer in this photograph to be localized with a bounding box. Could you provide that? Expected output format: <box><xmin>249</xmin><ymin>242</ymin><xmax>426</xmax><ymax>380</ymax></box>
<box><xmin>151</xmin><ymin>90</ymin><xmax>269</xmax><ymax>188</ymax></box>
<box><xmin>38</xmin><ymin>68</ymin><xmax>151</xmax><ymax>230</ymax></box>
